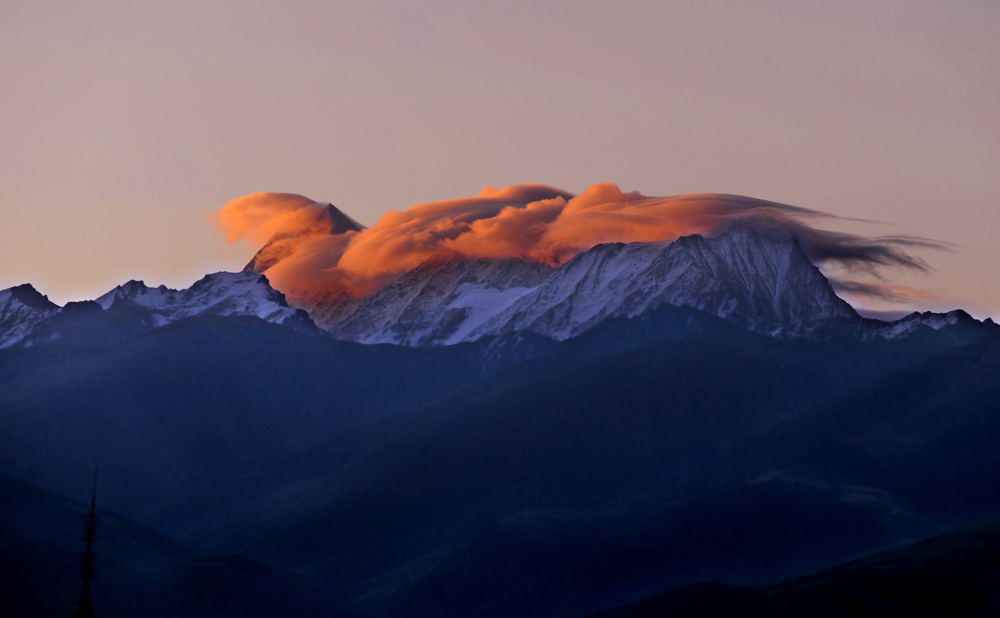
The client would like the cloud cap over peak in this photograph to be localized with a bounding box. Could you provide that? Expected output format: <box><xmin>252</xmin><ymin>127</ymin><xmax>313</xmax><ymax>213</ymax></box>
<box><xmin>214</xmin><ymin>183</ymin><xmax>947</xmax><ymax>303</ymax></box>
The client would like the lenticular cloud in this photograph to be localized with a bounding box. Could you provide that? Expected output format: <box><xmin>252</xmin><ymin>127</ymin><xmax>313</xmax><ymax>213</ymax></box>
<box><xmin>213</xmin><ymin>192</ymin><xmax>327</xmax><ymax>245</ymax></box>
<box><xmin>213</xmin><ymin>183</ymin><xmax>943</xmax><ymax>302</ymax></box>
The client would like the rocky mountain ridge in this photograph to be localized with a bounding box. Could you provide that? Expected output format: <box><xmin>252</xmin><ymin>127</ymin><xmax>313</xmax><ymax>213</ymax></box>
<box><xmin>2</xmin><ymin>227</ymin><xmax>994</xmax><ymax>348</ymax></box>
<box><xmin>0</xmin><ymin>271</ymin><xmax>314</xmax><ymax>348</ymax></box>
<box><xmin>285</xmin><ymin>226</ymin><xmax>992</xmax><ymax>345</ymax></box>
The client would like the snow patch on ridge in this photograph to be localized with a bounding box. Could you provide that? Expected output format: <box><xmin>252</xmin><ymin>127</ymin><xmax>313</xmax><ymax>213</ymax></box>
<box><xmin>863</xmin><ymin>309</ymin><xmax>977</xmax><ymax>340</ymax></box>
<box><xmin>466</xmin><ymin>227</ymin><xmax>859</xmax><ymax>342</ymax></box>
<box><xmin>299</xmin><ymin>225</ymin><xmax>993</xmax><ymax>346</ymax></box>
<box><xmin>300</xmin><ymin>226</ymin><xmax>863</xmax><ymax>346</ymax></box>
<box><xmin>0</xmin><ymin>284</ymin><xmax>61</xmax><ymax>348</ymax></box>
<box><xmin>0</xmin><ymin>272</ymin><xmax>315</xmax><ymax>348</ymax></box>
<box><xmin>96</xmin><ymin>271</ymin><xmax>310</xmax><ymax>327</ymax></box>
<box><xmin>298</xmin><ymin>257</ymin><xmax>556</xmax><ymax>345</ymax></box>
<box><xmin>3</xmin><ymin>228</ymin><xmax>992</xmax><ymax>349</ymax></box>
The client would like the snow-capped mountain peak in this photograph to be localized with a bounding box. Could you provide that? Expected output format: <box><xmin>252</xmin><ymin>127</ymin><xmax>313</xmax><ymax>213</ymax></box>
<box><xmin>299</xmin><ymin>256</ymin><xmax>556</xmax><ymax>345</ymax></box>
<box><xmin>864</xmin><ymin>309</ymin><xmax>983</xmax><ymax>340</ymax></box>
<box><xmin>0</xmin><ymin>283</ymin><xmax>60</xmax><ymax>311</ymax></box>
<box><xmin>3</xmin><ymin>226</ymin><xmax>992</xmax><ymax>349</ymax></box>
<box><xmin>96</xmin><ymin>271</ymin><xmax>313</xmax><ymax>327</ymax></box>
<box><xmin>465</xmin><ymin>226</ymin><xmax>857</xmax><ymax>342</ymax></box>
<box><xmin>0</xmin><ymin>272</ymin><xmax>316</xmax><ymax>348</ymax></box>
<box><xmin>287</xmin><ymin>226</ymin><xmax>863</xmax><ymax>346</ymax></box>
<box><xmin>0</xmin><ymin>284</ymin><xmax>62</xmax><ymax>347</ymax></box>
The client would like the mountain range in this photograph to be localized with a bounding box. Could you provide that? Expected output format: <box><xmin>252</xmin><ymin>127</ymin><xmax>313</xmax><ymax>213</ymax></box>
<box><xmin>2</xmin><ymin>218</ymin><xmax>991</xmax><ymax>350</ymax></box>
<box><xmin>1</xmin><ymin>209</ymin><xmax>998</xmax><ymax>617</ymax></box>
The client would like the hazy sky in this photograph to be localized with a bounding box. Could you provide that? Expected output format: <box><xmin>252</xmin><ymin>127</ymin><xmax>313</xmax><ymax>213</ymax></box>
<box><xmin>2</xmin><ymin>1</ymin><xmax>998</xmax><ymax>318</ymax></box>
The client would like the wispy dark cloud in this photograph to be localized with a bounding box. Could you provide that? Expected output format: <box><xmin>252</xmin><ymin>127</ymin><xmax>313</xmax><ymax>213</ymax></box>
<box><xmin>829</xmin><ymin>279</ymin><xmax>940</xmax><ymax>303</ymax></box>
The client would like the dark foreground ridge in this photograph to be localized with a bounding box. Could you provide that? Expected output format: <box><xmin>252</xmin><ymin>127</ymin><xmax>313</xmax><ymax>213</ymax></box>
<box><xmin>1</xmin><ymin>227</ymin><xmax>998</xmax><ymax>617</ymax></box>
<box><xmin>6</xmin><ymin>227</ymin><xmax>995</xmax><ymax>350</ymax></box>
<box><xmin>588</xmin><ymin>521</ymin><xmax>1000</xmax><ymax>618</ymax></box>
<box><xmin>1</xmin><ymin>311</ymin><xmax>998</xmax><ymax>617</ymax></box>
<box><xmin>5</xmin><ymin>472</ymin><xmax>1000</xmax><ymax>617</ymax></box>
<box><xmin>0</xmin><ymin>476</ymin><xmax>359</xmax><ymax>618</ymax></box>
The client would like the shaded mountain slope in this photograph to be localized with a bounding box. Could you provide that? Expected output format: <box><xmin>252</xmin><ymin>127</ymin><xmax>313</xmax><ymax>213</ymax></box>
<box><xmin>0</xmin><ymin>476</ymin><xmax>358</xmax><ymax>618</ymax></box>
<box><xmin>467</xmin><ymin>226</ymin><xmax>857</xmax><ymax>341</ymax></box>
<box><xmin>587</xmin><ymin>520</ymin><xmax>1000</xmax><ymax>618</ymax></box>
<box><xmin>764</xmin><ymin>330</ymin><xmax>1000</xmax><ymax>524</ymax></box>
<box><xmin>0</xmin><ymin>283</ymin><xmax>61</xmax><ymax>347</ymax></box>
<box><xmin>283</xmin><ymin>226</ymin><xmax>994</xmax><ymax>346</ymax></box>
<box><xmin>0</xmin><ymin>272</ymin><xmax>317</xmax><ymax>348</ymax></box>
<box><xmin>1</xmin><ymin>309</ymin><xmax>997</xmax><ymax>618</ymax></box>
<box><xmin>0</xmin><ymin>316</ymin><xmax>487</xmax><ymax>539</ymax></box>
<box><xmin>312</xmin><ymin>257</ymin><xmax>556</xmax><ymax>344</ymax></box>
<box><xmin>213</xmin><ymin>313</ymin><xmax>998</xmax><ymax>617</ymax></box>
<box><xmin>3</xmin><ymin>228</ymin><xmax>995</xmax><ymax>350</ymax></box>
<box><xmin>294</xmin><ymin>227</ymin><xmax>862</xmax><ymax>345</ymax></box>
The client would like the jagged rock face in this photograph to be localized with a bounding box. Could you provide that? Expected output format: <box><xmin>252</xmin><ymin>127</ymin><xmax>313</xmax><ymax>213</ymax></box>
<box><xmin>468</xmin><ymin>227</ymin><xmax>859</xmax><ymax>341</ymax></box>
<box><xmin>859</xmin><ymin>308</ymin><xmax>986</xmax><ymax>341</ymax></box>
<box><xmin>95</xmin><ymin>271</ymin><xmax>311</xmax><ymax>328</ymax></box>
<box><xmin>294</xmin><ymin>227</ymin><xmax>861</xmax><ymax>345</ymax></box>
<box><xmin>293</xmin><ymin>258</ymin><xmax>556</xmax><ymax>345</ymax></box>
<box><xmin>2</xmin><ymin>228</ymin><xmax>993</xmax><ymax>349</ymax></box>
<box><xmin>0</xmin><ymin>284</ymin><xmax>61</xmax><ymax>348</ymax></box>
<box><xmin>0</xmin><ymin>272</ymin><xmax>316</xmax><ymax>348</ymax></box>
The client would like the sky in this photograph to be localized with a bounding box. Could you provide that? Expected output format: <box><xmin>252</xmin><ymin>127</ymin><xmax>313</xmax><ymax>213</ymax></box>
<box><xmin>1</xmin><ymin>1</ymin><xmax>998</xmax><ymax>319</ymax></box>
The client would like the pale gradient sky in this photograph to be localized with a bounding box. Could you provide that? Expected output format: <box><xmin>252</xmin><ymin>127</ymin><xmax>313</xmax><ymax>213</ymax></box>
<box><xmin>1</xmin><ymin>1</ymin><xmax>998</xmax><ymax>318</ymax></box>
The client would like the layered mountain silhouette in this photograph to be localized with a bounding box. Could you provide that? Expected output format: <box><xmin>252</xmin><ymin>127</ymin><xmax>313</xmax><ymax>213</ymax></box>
<box><xmin>0</xmin><ymin>476</ymin><xmax>359</xmax><ymax>617</ymax></box>
<box><xmin>4</xmin><ymin>225</ymin><xmax>991</xmax><ymax>349</ymax></box>
<box><xmin>1</xmin><ymin>221</ymin><xmax>998</xmax><ymax>617</ymax></box>
<box><xmin>0</xmin><ymin>271</ymin><xmax>316</xmax><ymax>348</ymax></box>
<box><xmin>586</xmin><ymin>520</ymin><xmax>1000</xmax><ymax>618</ymax></box>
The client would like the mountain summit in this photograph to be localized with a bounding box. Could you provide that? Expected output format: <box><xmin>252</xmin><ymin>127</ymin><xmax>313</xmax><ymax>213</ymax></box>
<box><xmin>244</xmin><ymin>203</ymin><xmax>363</xmax><ymax>273</ymax></box>
<box><xmin>1</xmin><ymin>224</ymin><xmax>991</xmax><ymax>349</ymax></box>
<box><xmin>468</xmin><ymin>225</ymin><xmax>859</xmax><ymax>341</ymax></box>
<box><xmin>0</xmin><ymin>284</ymin><xmax>61</xmax><ymax>347</ymax></box>
<box><xmin>0</xmin><ymin>272</ymin><xmax>316</xmax><ymax>348</ymax></box>
<box><xmin>290</xmin><ymin>225</ymin><xmax>860</xmax><ymax>345</ymax></box>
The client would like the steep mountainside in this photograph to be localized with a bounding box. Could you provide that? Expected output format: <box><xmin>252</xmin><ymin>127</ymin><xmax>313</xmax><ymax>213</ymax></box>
<box><xmin>587</xmin><ymin>520</ymin><xmax>1000</xmax><ymax>618</ymax></box>
<box><xmin>0</xmin><ymin>284</ymin><xmax>61</xmax><ymax>347</ymax></box>
<box><xmin>467</xmin><ymin>226</ymin><xmax>857</xmax><ymax>341</ymax></box>
<box><xmin>95</xmin><ymin>271</ymin><xmax>314</xmax><ymax>329</ymax></box>
<box><xmin>305</xmin><ymin>257</ymin><xmax>556</xmax><ymax>345</ymax></box>
<box><xmin>0</xmin><ymin>317</ymin><xmax>488</xmax><ymax>535</ymax></box>
<box><xmin>3</xmin><ymin>227</ymin><xmax>995</xmax><ymax>349</ymax></box>
<box><xmin>3</xmin><ymin>308</ymin><xmax>997</xmax><ymax>618</ymax></box>
<box><xmin>0</xmin><ymin>271</ymin><xmax>316</xmax><ymax>348</ymax></box>
<box><xmin>3</xmin><ymin>198</ymin><xmax>998</xmax><ymax>617</ymax></box>
<box><xmin>285</xmin><ymin>226</ymin><xmax>992</xmax><ymax>346</ymax></box>
<box><xmin>231</xmin><ymin>325</ymin><xmax>1000</xmax><ymax>618</ymax></box>
<box><xmin>0</xmin><ymin>476</ymin><xmax>357</xmax><ymax>618</ymax></box>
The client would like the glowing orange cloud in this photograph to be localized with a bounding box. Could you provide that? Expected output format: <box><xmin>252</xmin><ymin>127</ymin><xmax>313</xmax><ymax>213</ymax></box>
<box><xmin>213</xmin><ymin>192</ymin><xmax>327</xmax><ymax>245</ymax></box>
<box><xmin>214</xmin><ymin>183</ymin><xmax>942</xmax><ymax>302</ymax></box>
<box><xmin>212</xmin><ymin>192</ymin><xmax>340</xmax><ymax>274</ymax></box>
